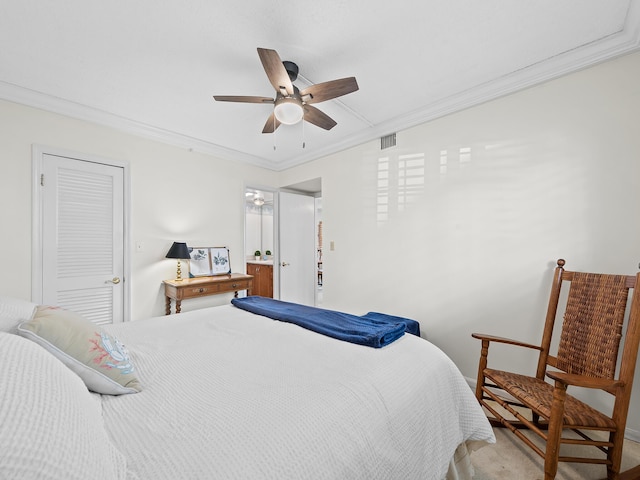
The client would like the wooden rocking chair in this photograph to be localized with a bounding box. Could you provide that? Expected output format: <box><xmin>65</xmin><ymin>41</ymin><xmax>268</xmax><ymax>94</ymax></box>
<box><xmin>472</xmin><ymin>259</ymin><xmax>640</xmax><ymax>480</ymax></box>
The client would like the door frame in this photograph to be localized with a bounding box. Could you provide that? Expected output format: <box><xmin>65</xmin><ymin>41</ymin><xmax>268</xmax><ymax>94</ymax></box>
<box><xmin>243</xmin><ymin>181</ymin><xmax>321</xmax><ymax>304</ymax></box>
<box><xmin>31</xmin><ymin>144</ymin><xmax>132</xmax><ymax>321</ymax></box>
<box><xmin>243</xmin><ymin>183</ymin><xmax>279</xmax><ymax>298</ymax></box>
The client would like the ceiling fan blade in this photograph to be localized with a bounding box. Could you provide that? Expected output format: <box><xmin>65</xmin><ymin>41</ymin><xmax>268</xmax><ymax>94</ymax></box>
<box><xmin>299</xmin><ymin>77</ymin><xmax>359</xmax><ymax>104</ymax></box>
<box><xmin>303</xmin><ymin>105</ymin><xmax>337</xmax><ymax>130</ymax></box>
<box><xmin>257</xmin><ymin>48</ymin><xmax>294</xmax><ymax>96</ymax></box>
<box><xmin>262</xmin><ymin>112</ymin><xmax>282</xmax><ymax>134</ymax></box>
<box><xmin>213</xmin><ymin>95</ymin><xmax>274</xmax><ymax>104</ymax></box>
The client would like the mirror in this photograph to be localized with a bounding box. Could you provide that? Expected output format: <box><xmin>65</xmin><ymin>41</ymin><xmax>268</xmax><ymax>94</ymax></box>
<box><xmin>245</xmin><ymin>188</ymin><xmax>274</xmax><ymax>260</ymax></box>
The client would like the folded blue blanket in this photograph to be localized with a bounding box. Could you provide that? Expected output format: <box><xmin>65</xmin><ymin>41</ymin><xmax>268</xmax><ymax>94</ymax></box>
<box><xmin>360</xmin><ymin>311</ymin><xmax>420</xmax><ymax>337</ymax></box>
<box><xmin>231</xmin><ymin>296</ymin><xmax>420</xmax><ymax>348</ymax></box>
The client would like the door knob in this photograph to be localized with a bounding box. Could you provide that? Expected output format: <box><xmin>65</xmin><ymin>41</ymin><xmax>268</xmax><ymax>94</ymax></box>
<box><xmin>106</xmin><ymin>277</ymin><xmax>121</xmax><ymax>284</ymax></box>
<box><xmin>281</xmin><ymin>262</ymin><xmax>290</xmax><ymax>267</ymax></box>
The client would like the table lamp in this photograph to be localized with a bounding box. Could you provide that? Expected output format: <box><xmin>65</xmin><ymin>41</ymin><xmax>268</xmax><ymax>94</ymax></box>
<box><xmin>166</xmin><ymin>242</ymin><xmax>190</xmax><ymax>281</ymax></box>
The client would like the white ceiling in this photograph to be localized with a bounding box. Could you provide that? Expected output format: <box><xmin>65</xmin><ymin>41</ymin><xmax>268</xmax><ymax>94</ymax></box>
<box><xmin>1</xmin><ymin>1</ymin><xmax>639</xmax><ymax>171</ymax></box>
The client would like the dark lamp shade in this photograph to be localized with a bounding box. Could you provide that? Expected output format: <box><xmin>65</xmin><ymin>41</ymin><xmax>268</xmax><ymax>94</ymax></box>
<box><xmin>165</xmin><ymin>242</ymin><xmax>190</xmax><ymax>259</ymax></box>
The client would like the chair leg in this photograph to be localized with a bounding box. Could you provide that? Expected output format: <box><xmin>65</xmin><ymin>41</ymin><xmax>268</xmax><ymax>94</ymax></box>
<box><xmin>544</xmin><ymin>382</ymin><xmax>568</xmax><ymax>480</ymax></box>
<box><xmin>475</xmin><ymin>340</ymin><xmax>489</xmax><ymax>401</ymax></box>
<box><xmin>532</xmin><ymin>412</ymin><xmax>540</xmax><ymax>425</ymax></box>
<box><xmin>606</xmin><ymin>431</ymin><xmax>621</xmax><ymax>480</ymax></box>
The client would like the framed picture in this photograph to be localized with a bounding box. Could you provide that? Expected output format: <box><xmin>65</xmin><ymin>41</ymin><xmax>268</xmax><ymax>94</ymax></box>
<box><xmin>188</xmin><ymin>248</ymin><xmax>211</xmax><ymax>277</ymax></box>
<box><xmin>209</xmin><ymin>247</ymin><xmax>231</xmax><ymax>275</ymax></box>
<box><xmin>189</xmin><ymin>247</ymin><xmax>231</xmax><ymax>277</ymax></box>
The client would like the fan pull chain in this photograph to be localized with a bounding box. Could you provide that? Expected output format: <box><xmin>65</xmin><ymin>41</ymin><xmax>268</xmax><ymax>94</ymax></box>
<box><xmin>273</xmin><ymin>112</ymin><xmax>277</xmax><ymax>151</ymax></box>
<box><xmin>302</xmin><ymin>111</ymin><xmax>306</xmax><ymax>149</ymax></box>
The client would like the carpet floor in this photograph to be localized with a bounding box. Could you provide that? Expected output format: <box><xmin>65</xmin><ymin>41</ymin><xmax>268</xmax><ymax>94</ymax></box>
<box><xmin>470</xmin><ymin>427</ymin><xmax>640</xmax><ymax>480</ymax></box>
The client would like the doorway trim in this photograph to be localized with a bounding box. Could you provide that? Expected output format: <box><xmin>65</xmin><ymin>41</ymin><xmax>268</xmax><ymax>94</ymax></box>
<box><xmin>31</xmin><ymin>144</ymin><xmax>132</xmax><ymax>321</ymax></box>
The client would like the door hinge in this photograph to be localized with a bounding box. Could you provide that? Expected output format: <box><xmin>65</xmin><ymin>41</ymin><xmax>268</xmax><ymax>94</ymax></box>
<box><xmin>40</xmin><ymin>174</ymin><xmax>44</xmax><ymax>186</ymax></box>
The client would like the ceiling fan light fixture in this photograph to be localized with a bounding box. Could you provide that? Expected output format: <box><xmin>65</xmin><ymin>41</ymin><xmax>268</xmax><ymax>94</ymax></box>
<box><xmin>214</xmin><ymin>48</ymin><xmax>359</xmax><ymax>134</ymax></box>
<box><xmin>274</xmin><ymin>97</ymin><xmax>304</xmax><ymax>125</ymax></box>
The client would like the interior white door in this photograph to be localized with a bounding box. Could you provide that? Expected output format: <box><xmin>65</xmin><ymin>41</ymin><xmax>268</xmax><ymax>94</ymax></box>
<box><xmin>40</xmin><ymin>154</ymin><xmax>125</xmax><ymax>324</ymax></box>
<box><xmin>278</xmin><ymin>191</ymin><xmax>316</xmax><ymax>305</ymax></box>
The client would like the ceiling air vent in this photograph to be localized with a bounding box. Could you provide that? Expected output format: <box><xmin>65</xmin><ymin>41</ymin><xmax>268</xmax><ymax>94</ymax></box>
<box><xmin>381</xmin><ymin>133</ymin><xmax>396</xmax><ymax>150</ymax></box>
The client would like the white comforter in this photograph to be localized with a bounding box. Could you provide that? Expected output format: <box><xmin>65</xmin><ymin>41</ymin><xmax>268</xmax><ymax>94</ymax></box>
<box><xmin>103</xmin><ymin>305</ymin><xmax>494</xmax><ymax>480</ymax></box>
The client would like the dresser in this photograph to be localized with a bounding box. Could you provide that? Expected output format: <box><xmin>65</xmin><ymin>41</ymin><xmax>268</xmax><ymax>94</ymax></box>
<box><xmin>163</xmin><ymin>274</ymin><xmax>253</xmax><ymax>314</ymax></box>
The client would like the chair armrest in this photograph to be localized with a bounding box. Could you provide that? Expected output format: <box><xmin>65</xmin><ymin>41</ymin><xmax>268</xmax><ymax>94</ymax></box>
<box><xmin>471</xmin><ymin>333</ymin><xmax>542</xmax><ymax>350</ymax></box>
<box><xmin>546</xmin><ymin>371</ymin><xmax>624</xmax><ymax>391</ymax></box>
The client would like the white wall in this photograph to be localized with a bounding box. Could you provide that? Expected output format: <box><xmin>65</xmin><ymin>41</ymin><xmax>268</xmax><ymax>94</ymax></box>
<box><xmin>0</xmin><ymin>99</ymin><xmax>278</xmax><ymax>320</ymax></box>
<box><xmin>1</xmin><ymin>50</ymin><xmax>639</xmax><ymax>438</ymax></box>
<box><xmin>279</xmin><ymin>51</ymin><xmax>640</xmax><ymax>438</ymax></box>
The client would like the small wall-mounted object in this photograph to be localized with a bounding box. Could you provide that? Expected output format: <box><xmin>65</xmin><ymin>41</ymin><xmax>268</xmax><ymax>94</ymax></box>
<box><xmin>380</xmin><ymin>133</ymin><xmax>396</xmax><ymax>150</ymax></box>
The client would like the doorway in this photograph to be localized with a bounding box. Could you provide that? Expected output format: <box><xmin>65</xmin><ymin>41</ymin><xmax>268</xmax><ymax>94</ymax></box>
<box><xmin>244</xmin><ymin>187</ymin><xmax>275</xmax><ymax>297</ymax></box>
<box><xmin>244</xmin><ymin>179</ymin><xmax>321</xmax><ymax>305</ymax></box>
<box><xmin>279</xmin><ymin>178</ymin><xmax>322</xmax><ymax>306</ymax></box>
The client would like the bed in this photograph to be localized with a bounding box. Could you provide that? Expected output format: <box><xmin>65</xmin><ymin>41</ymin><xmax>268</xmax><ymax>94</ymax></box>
<box><xmin>0</xmin><ymin>296</ymin><xmax>495</xmax><ymax>480</ymax></box>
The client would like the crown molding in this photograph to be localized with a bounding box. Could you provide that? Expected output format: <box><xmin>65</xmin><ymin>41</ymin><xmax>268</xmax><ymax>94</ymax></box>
<box><xmin>0</xmin><ymin>81</ymin><xmax>274</xmax><ymax>169</ymax></box>
<box><xmin>281</xmin><ymin>6</ymin><xmax>640</xmax><ymax>171</ymax></box>
<box><xmin>2</xmin><ymin>4</ymin><xmax>639</xmax><ymax>172</ymax></box>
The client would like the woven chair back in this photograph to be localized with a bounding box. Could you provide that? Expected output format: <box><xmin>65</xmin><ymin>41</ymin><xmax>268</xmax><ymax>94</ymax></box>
<box><xmin>556</xmin><ymin>272</ymin><xmax>629</xmax><ymax>379</ymax></box>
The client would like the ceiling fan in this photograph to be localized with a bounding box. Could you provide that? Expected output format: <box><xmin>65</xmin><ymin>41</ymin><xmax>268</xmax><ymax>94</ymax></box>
<box><xmin>214</xmin><ymin>48</ymin><xmax>359</xmax><ymax>134</ymax></box>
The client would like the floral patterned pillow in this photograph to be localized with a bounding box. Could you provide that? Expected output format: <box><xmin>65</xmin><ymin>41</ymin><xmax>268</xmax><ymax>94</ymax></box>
<box><xmin>17</xmin><ymin>306</ymin><xmax>141</xmax><ymax>395</ymax></box>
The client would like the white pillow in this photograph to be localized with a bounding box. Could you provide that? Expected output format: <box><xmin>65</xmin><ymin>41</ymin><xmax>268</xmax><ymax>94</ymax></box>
<box><xmin>0</xmin><ymin>295</ymin><xmax>36</xmax><ymax>333</ymax></box>
<box><xmin>17</xmin><ymin>306</ymin><xmax>142</xmax><ymax>395</ymax></box>
<box><xmin>0</xmin><ymin>332</ymin><xmax>129</xmax><ymax>480</ymax></box>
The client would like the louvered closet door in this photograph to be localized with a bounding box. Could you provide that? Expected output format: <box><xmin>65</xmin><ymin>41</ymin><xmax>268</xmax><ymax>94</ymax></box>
<box><xmin>41</xmin><ymin>154</ymin><xmax>124</xmax><ymax>324</ymax></box>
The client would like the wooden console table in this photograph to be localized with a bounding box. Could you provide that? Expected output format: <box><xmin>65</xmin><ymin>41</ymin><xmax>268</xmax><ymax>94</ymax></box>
<box><xmin>163</xmin><ymin>274</ymin><xmax>253</xmax><ymax>315</ymax></box>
